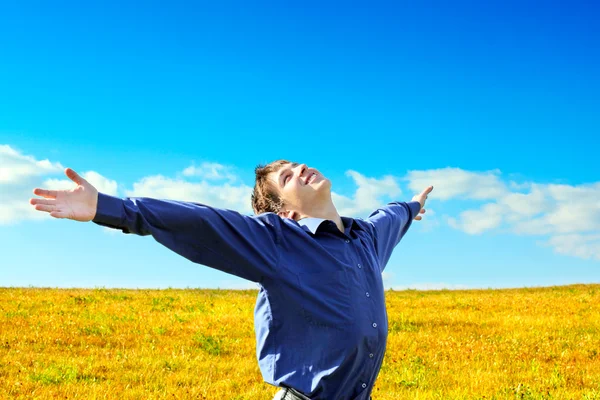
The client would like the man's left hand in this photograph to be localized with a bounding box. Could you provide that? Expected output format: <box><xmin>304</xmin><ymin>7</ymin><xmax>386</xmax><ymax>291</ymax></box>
<box><xmin>412</xmin><ymin>186</ymin><xmax>433</xmax><ymax>221</ymax></box>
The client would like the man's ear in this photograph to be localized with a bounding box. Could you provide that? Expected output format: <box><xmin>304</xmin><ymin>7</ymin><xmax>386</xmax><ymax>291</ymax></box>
<box><xmin>278</xmin><ymin>210</ymin><xmax>297</xmax><ymax>220</ymax></box>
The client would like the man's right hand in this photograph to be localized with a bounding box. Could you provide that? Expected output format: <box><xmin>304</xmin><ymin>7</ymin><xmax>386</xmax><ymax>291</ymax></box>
<box><xmin>29</xmin><ymin>168</ymin><xmax>99</xmax><ymax>222</ymax></box>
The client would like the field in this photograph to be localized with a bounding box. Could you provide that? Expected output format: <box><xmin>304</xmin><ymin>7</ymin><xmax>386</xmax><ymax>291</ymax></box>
<box><xmin>1</xmin><ymin>284</ymin><xmax>599</xmax><ymax>399</ymax></box>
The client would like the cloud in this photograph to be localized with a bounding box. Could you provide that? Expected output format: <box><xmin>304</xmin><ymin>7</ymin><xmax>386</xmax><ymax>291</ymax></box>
<box><xmin>450</xmin><ymin>182</ymin><xmax>600</xmax><ymax>238</ymax></box>
<box><xmin>0</xmin><ymin>145</ymin><xmax>64</xmax><ymax>224</ymax></box>
<box><xmin>406</xmin><ymin>167</ymin><xmax>600</xmax><ymax>260</ymax></box>
<box><xmin>332</xmin><ymin>170</ymin><xmax>401</xmax><ymax>217</ymax></box>
<box><xmin>0</xmin><ymin>144</ymin><xmax>63</xmax><ymax>185</ymax></box>
<box><xmin>447</xmin><ymin>203</ymin><xmax>505</xmax><ymax>234</ymax></box>
<box><xmin>543</xmin><ymin>234</ymin><xmax>600</xmax><ymax>261</ymax></box>
<box><xmin>405</xmin><ymin>167</ymin><xmax>508</xmax><ymax>201</ymax></box>
<box><xmin>498</xmin><ymin>184</ymin><xmax>550</xmax><ymax>218</ymax></box>
<box><xmin>125</xmin><ymin>171</ymin><xmax>253</xmax><ymax>215</ymax></box>
<box><xmin>0</xmin><ymin>199</ymin><xmax>40</xmax><ymax>225</ymax></box>
<box><xmin>182</xmin><ymin>162</ymin><xmax>238</xmax><ymax>182</ymax></box>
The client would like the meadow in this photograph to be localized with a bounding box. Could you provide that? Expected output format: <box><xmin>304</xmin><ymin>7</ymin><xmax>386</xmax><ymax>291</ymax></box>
<box><xmin>0</xmin><ymin>284</ymin><xmax>599</xmax><ymax>399</ymax></box>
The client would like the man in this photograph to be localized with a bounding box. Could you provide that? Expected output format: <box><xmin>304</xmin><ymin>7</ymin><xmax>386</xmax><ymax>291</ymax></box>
<box><xmin>30</xmin><ymin>161</ymin><xmax>433</xmax><ymax>400</ymax></box>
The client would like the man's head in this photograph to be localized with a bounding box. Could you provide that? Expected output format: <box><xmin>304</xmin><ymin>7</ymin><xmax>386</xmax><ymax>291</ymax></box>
<box><xmin>251</xmin><ymin>160</ymin><xmax>332</xmax><ymax>220</ymax></box>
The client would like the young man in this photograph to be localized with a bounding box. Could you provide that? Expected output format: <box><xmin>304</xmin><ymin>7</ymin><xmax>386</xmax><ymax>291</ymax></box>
<box><xmin>30</xmin><ymin>161</ymin><xmax>432</xmax><ymax>400</ymax></box>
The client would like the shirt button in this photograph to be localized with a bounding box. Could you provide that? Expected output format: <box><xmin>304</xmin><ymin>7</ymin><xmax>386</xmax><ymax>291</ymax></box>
<box><xmin>362</xmin><ymin>383</ymin><xmax>367</xmax><ymax>389</ymax></box>
<box><xmin>366</xmin><ymin>292</ymin><xmax>370</xmax><ymax>297</ymax></box>
<box><xmin>345</xmin><ymin>239</ymin><xmax>350</xmax><ymax>243</ymax></box>
<box><xmin>357</xmin><ymin>264</ymin><xmax>362</xmax><ymax>268</ymax></box>
<box><xmin>372</xmin><ymin>322</ymin><xmax>377</xmax><ymax>328</ymax></box>
<box><xmin>369</xmin><ymin>353</ymin><xmax>374</xmax><ymax>358</ymax></box>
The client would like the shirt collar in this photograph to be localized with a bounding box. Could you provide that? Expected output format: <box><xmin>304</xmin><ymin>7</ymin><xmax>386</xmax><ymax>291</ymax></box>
<box><xmin>298</xmin><ymin>217</ymin><xmax>327</xmax><ymax>234</ymax></box>
<box><xmin>298</xmin><ymin>216</ymin><xmax>363</xmax><ymax>235</ymax></box>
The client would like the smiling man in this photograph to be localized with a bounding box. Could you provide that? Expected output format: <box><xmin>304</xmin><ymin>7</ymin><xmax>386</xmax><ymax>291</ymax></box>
<box><xmin>30</xmin><ymin>160</ymin><xmax>432</xmax><ymax>400</ymax></box>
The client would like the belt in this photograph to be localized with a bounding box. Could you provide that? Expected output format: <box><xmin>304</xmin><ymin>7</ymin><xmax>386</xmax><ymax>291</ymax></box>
<box><xmin>276</xmin><ymin>387</ymin><xmax>373</xmax><ymax>400</ymax></box>
<box><xmin>281</xmin><ymin>387</ymin><xmax>312</xmax><ymax>400</ymax></box>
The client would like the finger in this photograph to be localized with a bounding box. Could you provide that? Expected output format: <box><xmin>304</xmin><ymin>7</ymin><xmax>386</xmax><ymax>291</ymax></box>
<box><xmin>34</xmin><ymin>204</ymin><xmax>57</xmax><ymax>213</ymax></box>
<box><xmin>421</xmin><ymin>185</ymin><xmax>434</xmax><ymax>196</ymax></box>
<box><xmin>65</xmin><ymin>168</ymin><xmax>87</xmax><ymax>185</ymax></box>
<box><xmin>50</xmin><ymin>210</ymin><xmax>68</xmax><ymax>219</ymax></box>
<box><xmin>414</xmin><ymin>215</ymin><xmax>422</xmax><ymax>220</ymax></box>
<box><xmin>33</xmin><ymin>188</ymin><xmax>58</xmax><ymax>199</ymax></box>
<box><xmin>420</xmin><ymin>208</ymin><xmax>426</xmax><ymax>214</ymax></box>
<box><xmin>30</xmin><ymin>198</ymin><xmax>56</xmax><ymax>206</ymax></box>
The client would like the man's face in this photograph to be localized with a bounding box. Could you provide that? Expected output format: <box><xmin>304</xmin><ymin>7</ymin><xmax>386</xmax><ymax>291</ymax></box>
<box><xmin>269</xmin><ymin>162</ymin><xmax>331</xmax><ymax>219</ymax></box>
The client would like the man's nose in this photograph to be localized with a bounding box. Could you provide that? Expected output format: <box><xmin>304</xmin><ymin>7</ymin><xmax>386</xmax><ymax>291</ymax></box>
<box><xmin>295</xmin><ymin>164</ymin><xmax>307</xmax><ymax>178</ymax></box>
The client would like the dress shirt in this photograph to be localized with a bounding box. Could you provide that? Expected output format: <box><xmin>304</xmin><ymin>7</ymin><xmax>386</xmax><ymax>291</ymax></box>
<box><xmin>93</xmin><ymin>193</ymin><xmax>421</xmax><ymax>400</ymax></box>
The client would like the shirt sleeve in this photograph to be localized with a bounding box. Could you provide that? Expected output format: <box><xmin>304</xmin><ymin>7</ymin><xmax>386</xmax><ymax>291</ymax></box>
<box><xmin>366</xmin><ymin>201</ymin><xmax>421</xmax><ymax>272</ymax></box>
<box><xmin>92</xmin><ymin>193</ymin><xmax>281</xmax><ymax>283</ymax></box>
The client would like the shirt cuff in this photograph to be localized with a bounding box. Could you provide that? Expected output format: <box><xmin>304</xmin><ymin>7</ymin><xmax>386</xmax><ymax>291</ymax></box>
<box><xmin>407</xmin><ymin>201</ymin><xmax>422</xmax><ymax>219</ymax></box>
<box><xmin>92</xmin><ymin>192</ymin><xmax>124</xmax><ymax>227</ymax></box>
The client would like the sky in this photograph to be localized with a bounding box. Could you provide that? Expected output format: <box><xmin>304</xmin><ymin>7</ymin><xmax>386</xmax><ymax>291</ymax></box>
<box><xmin>1</xmin><ymin>1</ymin><xmax>599</xmax><ymax>290</ymax></box>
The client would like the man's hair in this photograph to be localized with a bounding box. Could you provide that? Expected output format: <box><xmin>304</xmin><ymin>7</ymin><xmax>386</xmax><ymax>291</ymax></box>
<box><xmin>251</xmin><ymin>159</ymin><xmax>293</xmax><ymax>215</ymax></box>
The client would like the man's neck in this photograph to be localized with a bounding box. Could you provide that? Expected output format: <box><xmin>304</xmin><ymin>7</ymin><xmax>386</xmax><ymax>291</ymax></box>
<box><xmin>298</xmin><ymin>203</ymin><xmax>344</xmax><ymax>233</ymax></box>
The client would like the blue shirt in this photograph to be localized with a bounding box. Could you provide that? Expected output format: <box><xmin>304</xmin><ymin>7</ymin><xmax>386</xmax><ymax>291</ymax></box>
<box><xmin>93</xmin><ymin>193</ymin><xmax>422</xmax><ymax>400</ymax></box>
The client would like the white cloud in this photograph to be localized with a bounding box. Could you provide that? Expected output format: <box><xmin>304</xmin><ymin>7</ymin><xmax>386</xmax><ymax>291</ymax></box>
<box><xmin>0</xmin><ymin>144</ymin><xmax>64</xmax><ymax>185</ymax></box>
<box><xmin>0</xmin><ymin>145</ymin><xmax>65</xmax><ymax>224</ymax></box>
<box><xmin>405</xmin><ymin>167</ymin><xmax>508</xmax><ymax>201</ymax></box>
<box><xmin>332</xmin><ymin>170</ymin><xmax>401</xmax><ymax>217</ymax></box>
<box><xmin>509</xmin><ymin>180</ymin><xmax>533</xmax><ymax>191</ymax></box>
<box><xmin>125</xmin><ymin>174</ymin><xmax>253</xmax><ymax>215</ymax></box>
<box><xmin>406</xmin><ymin>167</ymin><xmax>600</xmax><ymax>260</ymax></box>
<box><xmin>498</xmin><ymin>184</ymin><xmax>549</xmax><ymax>218</ymax></box>
<box><xmin>486</xmin><ymin>182</ymin><xmax>600</xmax><ymax>238</ymax></box>
<box><xmin>447</xmin><ymin>203</ymin><xmax>505</xmax><ymax>235</ymax></box>
<box><xmin>182</xmin><ymin>162</ymin><xmax>238</xmax><ymax>182</ymax></box>
<box><xmin>0</xmin><ymin>199</ymin><xmax>39</xmax><ymax>225</ymax></box>
<box><xmin>543</xmin><ymin>234</ymin><xmax>600</xmax><ymax>261</ymax></box>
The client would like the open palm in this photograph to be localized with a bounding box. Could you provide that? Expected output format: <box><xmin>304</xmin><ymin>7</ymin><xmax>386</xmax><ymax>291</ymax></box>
<box><xmin>30</xmin><ymin>168</ymin><xmax>98</xmax><ymax>221</ymax></box>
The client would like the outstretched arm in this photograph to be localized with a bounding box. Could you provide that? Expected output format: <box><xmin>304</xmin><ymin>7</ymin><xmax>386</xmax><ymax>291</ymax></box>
<box><xmin>30</xmin><ymin>168</ymin><xmax>280</xmax><ymax>283</ymax></box>
<box><xmin>367</xmin><ymin>186</ymin><xmax>433</xmax><ymax>272</ymax></box>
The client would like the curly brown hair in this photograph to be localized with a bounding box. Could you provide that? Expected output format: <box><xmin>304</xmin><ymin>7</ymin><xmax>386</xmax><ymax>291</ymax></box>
<box><xmin>251</xmin><ymin>159</ymin><xmax>297</xmax><ymax>215</ymax></box>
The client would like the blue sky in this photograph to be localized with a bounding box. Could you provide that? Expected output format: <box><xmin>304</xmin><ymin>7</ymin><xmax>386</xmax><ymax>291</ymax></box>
<box><xmin>1</xmin><ymin>1</ymin><xmax>598</xmax><ymax>290</ymax></box>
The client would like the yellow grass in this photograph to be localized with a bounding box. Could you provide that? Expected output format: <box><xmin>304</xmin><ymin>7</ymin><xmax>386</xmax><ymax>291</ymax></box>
<box><xmin>1</xmin><ymin>284</ymin><xmax>599</xmax><ymax>399</ymax></box>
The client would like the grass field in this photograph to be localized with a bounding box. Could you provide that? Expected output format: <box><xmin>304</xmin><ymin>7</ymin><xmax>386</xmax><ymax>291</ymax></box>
<box><xmin>1</xmin><ymin>284</ymin><xmax>599</xmax><ymax>399</ymax></box>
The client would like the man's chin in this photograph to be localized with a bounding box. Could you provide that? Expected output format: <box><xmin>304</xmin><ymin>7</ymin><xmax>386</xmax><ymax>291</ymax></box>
<box><xmin>311</xmin><ymin>180</ymin><xmax>329</xmax><ymax>191</ymax></box>
<box><xmin>313</xmin><ymin>181</ymin><xmax>332</xmax><ymax>197</ymax></box>
<box><xmin>315</xmin><ymin>177</ymin><xmax>330</xmax><ymax>187</ymax></box>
